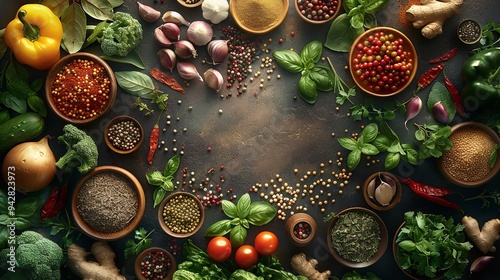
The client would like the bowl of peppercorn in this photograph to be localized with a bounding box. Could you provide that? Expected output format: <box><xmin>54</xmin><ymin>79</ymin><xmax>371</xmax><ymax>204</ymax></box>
<box><xmin>157</xmin><ymin>192</ymin><xmax>205</xmax><ymax>238</ymax></box>
<box><xmin>294</xmin><ymin>0</ymin><xmax>341</xmax><ymax>24</ymax></box>
<box><xmin>285</xmin><ymin>213</ymin><xmax>318</xmax><ymax>247</ymax></box>
<box><xmin>104</xmin><ymin>115</ymin><xmax>144</xmax><ymax>154</ymax></box>
<box><xmin>349</xmin><ymin>27</ymin><xmax>418</xmax><ymax>97</ymax></box>
<box><xmin>45</xmin><ymin>52</ymin><xmax>117</xmax><ymax>125</ymax></box>
<box><xmin>326</xmin><ymin>207</ymin><xmax>388</xmax><ymax>268</ymax></box>
<box><xmin>230</xmin><ymin>0</ymin><xmax>289</xmax><ymax>34</ymax></box>
<box><xmin>135</xmin><ymin>247</ymin><xmax>176</xmax><ymax>280</ymax></box>
<box><xmin>177</xmin><ymin>0</ymin><xmax>203</xmax><ymax>8</ymax></box>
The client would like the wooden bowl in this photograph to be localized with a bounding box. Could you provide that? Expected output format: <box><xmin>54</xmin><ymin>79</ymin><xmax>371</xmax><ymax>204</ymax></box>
<box><xmin>158</xmin><ymin>192</ymin><xmax>205</xmax><ymax>238</ymax></box>
<box><xmin>72</xmin><ymin>166</ymin><xmax>145</xmax><ymax>241</ymax></box>
<box><xmin>104</xmin><ymin>115</ymin><xmax>144</xmax><ymax>154</ymax></box>
<box><xmin>457</xmin><ymin>19</ymin><xmax>482</xmax><ymax>44</ymax></box>
<box><xmin>326</xmin><ymin>207</ymin><xmax>388</xmax><ymax>268</ymax></box>
<box><xmin>229</xmin><ymin>0</ymin><xmax>289</xmax><ymax>34</ymax></box>
<box><xmin>362</xmin><ymin>171</ymin><xmax>402</xmax><ymax>211</ymax></box>
<box><xmin>135</xmin><ymin>247</ymin><xmax>176</xmax><ymax>280</ymax></box>
<box><xmin>294</xmin><ymin>0</ymin><xmax>341</xmax><ymax>24</ymax></box>
<box><xmin>177</xmin><ymin>0</ymin><xmax>203</xmax><ymax>8</ymax></box>
<box><xmin>437</xmin><ymin>121</ymin><xmax>500</xmax><ymax>187</ymax></box>
<box><xmin>285</xmin><ymin>213</ymin><xmax>317</xmax><ymax>247</ymax></box>
<box><xmin>349</xmin><ymin>27</ymin><xmax>417</xmax><ymax>97</ymax></box>
<box><xmin>45</xmin><ymin>52</ymin><xmax>117</xmax><ymax>125</ymax></box>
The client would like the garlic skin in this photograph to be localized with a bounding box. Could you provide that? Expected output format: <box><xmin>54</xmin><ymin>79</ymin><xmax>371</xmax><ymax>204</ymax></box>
<box><xmin>137</xmin><ymin>2</ymin><xmax>161</xmax><ymax>22</ymax></box>
<box><xmin>404</xmin><ymin>95</ymin><xmax>422</xmax><ymax>129</ymax></box>
<box><xmin>204</xmin><ymin>68</ymin><xmax>224</xmax><ymax>92</ymax></box>
<box><xmin>177</xmin><ymin>62</ymin><xmax>203</xmax><ymax>81</ymax></box>
<box><xmin>174</xmin><ymin>40</ymin><xmax>198</xmax><ymax>59</ymax></box>
<box><xmin>432</xmin><ymin>101</ymin><xmax>449</xmax><ymax>124</ymax></box>
<box><xmin>187</xmin><ymin>21</ymin><xmax>214</xmax><ymax>46</ymax></box>
<box><xmin>161</xmin><ymin>23</ymin><xmax>181</xmax><ymax>41</ymax></box>
<box><xmin>202</xmin><ymin>0</ymin><xmax>229</xmax><ymax>24</ymax></box>
<box><xmin>158</xmin><ymin>48</ymin><xmax>177</xmax><ymax>72</ymax></box>
<box><xmin>162</xmin><ymin>11</ymin><xmax>191</xmax><ymax>26</ymax></box>
<box><xmin>154</xmin><ymin>27</ymin><xmax>173</xmax><ymax>48</ymax></box>
<box><xmin>207</xmin><ymin>40</ymin><xmax>229</xmax><ymax>64</ymax></box>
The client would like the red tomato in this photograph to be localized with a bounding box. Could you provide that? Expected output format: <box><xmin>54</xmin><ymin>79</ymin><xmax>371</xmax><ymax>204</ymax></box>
<box><xmin>254</xmin><ymin>231</ymin><xmax>278</xmax><ymax>255</ymax></box>
<box><xmin>235</xmin><ymin>245</ymin><xmax>259</xmax><ymax>269</ymax></box>
<box><xmin>207</xmin><ymin>236</ymin><xmax>232</xmax><ymax>262</ymax></box>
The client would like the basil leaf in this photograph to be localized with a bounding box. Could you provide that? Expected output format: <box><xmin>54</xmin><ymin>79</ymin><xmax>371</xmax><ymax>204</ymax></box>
<box><xmin>364</xmin><ymin>13</ymin><xmax>378</xmax><ymax>28</ymax></box>
<box><xmin>338</xmin><ymin>138</ymin><xmax>359</xmax><ymax>151</ymax></box>
<box><xmin>300</xmin><ymin>40</ymin><xmax>323</xmax><ymax>64</ymax></box>
<box><xmin>30</xmin><ymin>79</ymin><xmax>43</xmax><ymax>92</ymax></box>
<box><xmin>0</xmin><ymin>227</ymin><xmax>7</xmax><ymax>248</ymax></box>
<box><xmin>361</xmin><ymin>123</ymin><xmax>378</xmax><ymax>142</ymax></box>
<box><xmin>146</xmin><ymin>171</ymin><xmax>165</xmax><ymax>186</ymax></box>
<box><xmin>153</xmin><ymin>187</ymin><xmax>167</xmax><ymax>208</ymax></box>
<box><xmin>379</xmin><ymin>121</ymin><xmax>400</xmax><ymax>142</ymax></box>
<box><xmin>247</xmin><ymin>201</ymin><xmax>277</xmax><ymax>226</ymax></box>
<box><xmin>1</xmin><ymin>94</ymin><xmax>26</xmax><ymax>114</ymax></box>
<box><xmin>205</xmin><ymin>219</ymin><xmax>232</xmax><ymax>236</ymax></box>
<box><xmin>361</xmin><ymin>143</ymin><xmax>379</xmax><ymax>155</ymax></box>
<box><xmin>402</xmin><ymin>144</ymin><xmax>419</xmax><ymax>165</ymax></box>
<box><xmin>27</xmin><ymin>95</ymin><xmax>47</xmax><ymax>117</ymax></box>
<box><xmin>272</xmin><ymin>50</ymin><xmax>304</xmax><ymax>73</ymax></box>
<box><xmin>309</xmin><ymin>66</ymin><xmax>334</xmax><ymax>91</ymax></box>
<box><xmin>236</xmin><ymin>193</ymin><xmax>251</xmax><ymax>219</ymax></box>
<box><xmin>230</xmin><ymin>224</ymin><xmax>247</xmax><ymax>248</ymax></box>
<box><xmin>415</xmin><ymin>129</ymin><xmax>426</xmax><ymax>141</ymax></box>
<box><xmin>347</xmin><ymin>149</ymin><xmax>361</xmax><ymax>170</ymax></box>
<box><xmin>343</xmin><ymin>0</ymin><xmax>360</xmax><ymax>12</ymax></box>
<box><xmin>15</xmin><ymin>196</ymin><xmax>42</xmax><ymax>218</ymax></box>
<box><xmin>325</xmin><ymin>14</ymin><xmax>364</xmax><ymax>52</ymax></box>
<box><xmin>298</xmin><ymin>74</ymin><xmax>318</xmax><ymax>104</ymax></box>
<box><xmin>372</xmin><ymin>134</ymin><xmax>391</xmax><ymax>152</ymax></box>
<box><xmin>363</xmin><ymin>0</ymin><xmax>389</xmax><ymax>14</ymax></box>
<box><xmin>230</xmin><ymin>218</ymin><xmax>241</xmax><ymax>225</ymax></box>
<box><xmin>222</xmin><ymin>200</ymin><xmax>237</xmax><ymax>219</ymax></box>
<box><xmin>349</xmin><ymin>7</ymin><xmax>365</xmax><ymax>29</ymax></box>
<box><xmin>15</xmin><ymin>217</ymin><xmax>32</xmax><ymax>229</ymax></box>
<box><xmin>385</xmin><ymin>152</ymin><xmax>400</xmax><ymax>170</ymax></box>
<box><xmin>80</xmin><ymin>0</ymin><xmax>114</xmax><ymax>21</ymax></box>
<box><xmin>61</xmin><ymin>3</ymin><xmax>87</xmax><ymax>54</ymax></box>
<box><xmin>115</xmin><ymin>71</ymin><xmax>156</xmax><ymax>99</ymax></box>
<box><xmin>160</xmin><ymin>180</ymin><xmax>174</xmax><ymax>191</ymax></box>
<box><xmin>163</xmin><ymin>155</ymin><xmax>180</xmax><ymax>177</ymax></box>
<box><xmin>240</xmin><ymin>219</ymin><xmax>250</xmax><ymax>229</ymax></box>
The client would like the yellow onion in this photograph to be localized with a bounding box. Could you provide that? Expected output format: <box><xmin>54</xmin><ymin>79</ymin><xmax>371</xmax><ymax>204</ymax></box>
<box><xmin>2</xmin><ymin>136</ymin><xmax>56</xmax><ymax>193</ymax></box>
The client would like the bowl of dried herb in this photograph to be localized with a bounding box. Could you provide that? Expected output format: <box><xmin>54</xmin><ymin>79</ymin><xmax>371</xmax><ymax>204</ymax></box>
<box><xmin>326</xmin><ymin>207</ymin><xmax>388</xmax><ymax>268</ymax></box>
<box><xmin>72</xmin><ymin>166</ymin><xmax>145</xmax><ymax>241</ymax></box>
<box><xmin>157</xmin><ymin>192</ymin><xmax>205</xmax><ymax>238</ymax></box>
<box><xmin>229</xmin><ymin>0</ymin><xmax>289</xmax><ymax>34</ymax></box>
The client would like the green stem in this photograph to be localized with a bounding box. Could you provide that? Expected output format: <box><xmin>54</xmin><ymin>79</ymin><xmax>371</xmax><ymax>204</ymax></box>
<box><xmin>487</xmin><ymin>65</ymin><xmax>500</xmax><ymax>84</ymax></box>
<box><xmin>18</xmin><ymin>10</ymin><xmax>40</xmax><ymax>42</ymax></box>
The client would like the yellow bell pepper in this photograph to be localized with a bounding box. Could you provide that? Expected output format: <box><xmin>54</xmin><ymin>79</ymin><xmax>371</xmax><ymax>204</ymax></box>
<box><xmin>4</xmin><ymin>4</ymin><xmax>63</xmax><ymax>70</ymax></box>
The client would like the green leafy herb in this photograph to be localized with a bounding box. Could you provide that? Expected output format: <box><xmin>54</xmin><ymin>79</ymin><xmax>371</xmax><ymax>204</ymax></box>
<box><xmin>472</xmin><ymin>20</ymin><xmax>500</xmax><ymax>53</ymax></box>
<box><xmin>40</xmin><ymin>210</ymin><xmax>81</xmax><ymax>250</ymax></box>
<box><xmin>146</xmin><ymin>155</ymin><xmax>180</xmax><ymax>207</ymax></box>
<box><xmin>124</xmin><ymin>227</ymin><xmax>154</xmax><ymax>259</ymax></box>
<box><xmin>115</xmin><ymin>71</ymin><xmax>160</xmax><ymax>99</ymax></box>
<box><xmin>414</xmin><ymin>123</ymin><xmax>453</xmax><ymax>159</ymax></box>
<box><xmin>341</xmin><ymin>270</ymin><xmax>381</xmax><ymax>280</ymax></box>
<box><xmin>338</xmin><ymin>123</ymin><xmax>380</xmax><ymax>170</ymax></box>
<box><xmin>464</xmin><ymin>188</ymin><xmax>500</xmax><ymax>208</ymax></box>
<box><xmin>60</xmin><ymin>3</ymin><xmax>87</xmax><ymax>54</ymax></box>
<box><xmin>205</xmin><ymin>193</ymin><xmax>276</xmax><ymax>247</ymax></box>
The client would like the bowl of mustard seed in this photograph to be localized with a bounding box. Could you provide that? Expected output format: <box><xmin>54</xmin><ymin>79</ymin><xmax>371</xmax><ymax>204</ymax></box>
<box><xmin>104</xmin><ymin>115</ymin><xmax>144</xmax><ymax>154</ymax></box>
<box><xmin>158</xmin><ymin>192</ymin><xmax>205</xmax><ymax>238</ymax></box>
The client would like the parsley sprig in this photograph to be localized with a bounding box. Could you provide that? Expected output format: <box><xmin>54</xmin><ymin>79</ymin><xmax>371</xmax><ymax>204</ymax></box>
<box><xmin>124</xmin><ymin>227</ymin><xmax>155</xmax><ymax>259</ymax></box>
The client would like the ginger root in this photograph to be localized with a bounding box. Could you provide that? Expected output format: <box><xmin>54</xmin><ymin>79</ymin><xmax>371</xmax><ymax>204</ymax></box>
<box><xmin>291</xmin><ymin>253</ymin><xmax>331</xmax><ymax>280</ymax></box>
<box><xmin>462</xmin><ymin>216</ymin><xmax>500</xmax><ymax>254</ymax></box>
<box><xmin>67</xmin><ymin>241</ymin><xmax>126</xmax><ymax>280</ymax></box>
<box><xmin>406</xmin><ymin>0</ymin><xmax>464</xmax><ymax>39</ymax></box>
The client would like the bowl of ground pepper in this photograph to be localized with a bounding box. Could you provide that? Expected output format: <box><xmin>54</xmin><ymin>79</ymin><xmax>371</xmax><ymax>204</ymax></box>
<box><xmin>45</xmin><ymin>52</ymin><xmax>117</xmax><ymax>125</ymax></box>
<box><xmin>104</xmin><ymin>115</ymin><xmax>144</xmax><ymax>154</ymax></box>
<box><xmin>229</xmin><ymin>0</ymin><xmax>289</xmax><ymax>34</ymax></box>
<box><xmin>158</xmin><ymin>192</ymin><xmax>205</xmax><ymax>238</ymax></box>
<box><xmin>72</xmin><ymin>166</ymin><xmax>145</xmax><ymax>241</ymax></box>
<box><xmin>437</xmin><ymin>122</ymin><xmax>500</xmax><ymax>188</ymax></box>
<box><xmin>326</xmin><ymin>207</ymin><xmax>388</xmax><ymax>268</ymax></box>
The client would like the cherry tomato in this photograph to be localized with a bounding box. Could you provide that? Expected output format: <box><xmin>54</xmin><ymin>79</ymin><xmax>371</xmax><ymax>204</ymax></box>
<box><xmin>235</xmin><ymin>245</ymin><xmax>259</xmax><ymax>269</ymax></box>
<box><xmin>207</xmin><ymin>236</ymin><xmax>232</xmax><ymax>262</ymax></box>
<box><xmin>254</xmin><ymin>231</ymin><xmax>278</xmax><ymax>255</ymax></box>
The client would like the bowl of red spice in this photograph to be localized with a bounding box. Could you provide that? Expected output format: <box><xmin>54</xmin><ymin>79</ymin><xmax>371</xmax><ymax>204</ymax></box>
<box><xmin>349</xmin><ymin>27</ymin><xmax>418</xmax><ymax>97</ymax></box>
<box><xmin>294</xmin><ymin>0</ymin><xmax>341</xmax><ymax>24</ymax></box>
<box><xmin>72</xmin><ymin>166</ymin><xmax>146</xmax><ymax>241</ymax></box>
<box><xmin>134</xmin><ymin>247</ymin><xmax>176</xmax><ymax>280</ymax></box>
<box><xmin>158</xmin><ymin>192</ymin><xmax>205</xmax><ymax>238</ymax></box>
<box><xmin>45</xmin><ymin>52</ymin><xmax>117</xmax><ymax>125</ymax></box>
<box><xmin>437</xmin><ymin>122</ymin><xmax>500</xmax><ymax>188</ymax></box>
<box><xmin>104</xmin><ymin>115</ymin><xmax>144</xmax><ymax>154</ymax></box>
<box><xmin>229</xmin><ymin>0</ymin><xmax>289</xmax><ymax>34</ymax></box>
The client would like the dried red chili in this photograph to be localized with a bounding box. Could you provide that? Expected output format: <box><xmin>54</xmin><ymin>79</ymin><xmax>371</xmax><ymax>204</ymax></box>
<box><xmin>398</xmin><ymin>176</ymin><xmax>460</xmax><ymax>210</ymax></box>
<box><xmin>148</xmin><ymin>124</ymin><xmax>160</xmax><ymax>165</ymax></box>
<box><xmin>41</xmin><ymin>182</ymin><xmax>68</xmax><ymax>220</ymax></box>
<box><xmin>428</xmin><ymin>48</ymin><xmax>459</xmax><ymax>64</ymax></box>
<box><xmin>417</xmin><ymin>63</ymin><xmax>445</xmax><ymax>90</ymax></box>
<box><xmin>443</xmin><ymin>73</ymin><xmax>467</xmax><ymax>118</ymax></box>
<box><xmin>150</xmin><ymin>68</ymin><xmax>185</xmax><ymax>94</ymax></box>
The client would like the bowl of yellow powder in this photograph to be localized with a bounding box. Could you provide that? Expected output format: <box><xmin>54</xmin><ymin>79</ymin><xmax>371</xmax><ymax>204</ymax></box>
<box><xmin>229</xmin><ymin>0</ymin><xmax>289</xmax><ymax>34</ymax></box>
<box><xmin>437</xmin><ymin>122</ymin><xmax>500</xmax><ymax>188</ymax></box>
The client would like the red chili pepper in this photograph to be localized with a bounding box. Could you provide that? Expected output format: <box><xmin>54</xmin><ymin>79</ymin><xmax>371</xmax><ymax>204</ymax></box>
<box><xmin>443</xmin><ymin>73</ymin><xmax>467</xmax><ymax>118</ymax></box>
<box><xmin>148</xmin><ymin>124</ymin><xmax>160</xmax><ymax>165</ymax></box>
<box><xmin>398</xmin><ymin>176</ymin><xmax>460</xmax><ymax>210</ymax></box>
<box><xmin>428</xmin><ymin>48</ymin><xmax>459</xmax><ymax>64</ymax></box>
<box><xmin>53</xmin><ymin>183</ymin><xmax>68</xmax><ymax>215</ymax></box>
<box><xmin>414</xmin><ymin>192</ymin><xmax>461</xmax><ymax>210</ymax></box>
<box><xmin>417</xmin><ymin>64</ymin><xmax>445</xmax><ymax>90</ymax></box>
<box><xmin>41</xmin><ymin>186</ymin><xmax>59</xmax><ymax>220</ymax></box>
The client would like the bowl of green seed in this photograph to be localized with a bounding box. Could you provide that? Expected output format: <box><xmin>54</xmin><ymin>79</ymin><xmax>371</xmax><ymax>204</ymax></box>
<box><xmin>104</xmin><ymin>115</ymin><xmax>144</xmax><ymax>154</ymax></box>
<box><xmin>326</xmin><ymin>207</ymin><xmax>388</xmax><ymax>268</ymax></box>
<box><xmin>157</xmin><ymin>192</ymin><xmax>205</xmax><ymax>238</ymax></box>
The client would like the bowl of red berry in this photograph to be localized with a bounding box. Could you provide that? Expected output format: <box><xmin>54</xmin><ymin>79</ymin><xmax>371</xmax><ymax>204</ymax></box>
<box><xmin>294</xmin><ymin>0</ymin><xmax>341</xmax><ymax>24</ymax></box>
<box><xmin>349</xmin><ymin>27</ymin><xmax>418</xmax><ymax>97</ymax></box>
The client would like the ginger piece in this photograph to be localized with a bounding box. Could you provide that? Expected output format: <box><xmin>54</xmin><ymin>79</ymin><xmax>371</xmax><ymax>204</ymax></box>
<box><xmin>406</xmin><ymin>0</ymin><xmax>464</xmax><ymax>39</ymax></box>
<box><xmin>67</xmin><ymin>241</ymin><xmax>126</xmax><ymax>280</ymax></box>
<box><xmin>462</xmin><ymin>216</ymin><xmax>500</xmax><ymax>254</ymax></box>
<box><xmin>291</xmin><ymin>253</ymin><xmax>331</xmax><ymax>280</ymax></box>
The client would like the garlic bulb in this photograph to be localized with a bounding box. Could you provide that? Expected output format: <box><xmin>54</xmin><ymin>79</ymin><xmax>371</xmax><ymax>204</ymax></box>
<box><xmin>201</xmin><ymin>0</ymin><xmax>229</xmax><ymax>24</ymax></box>
<box><xmin>204</xmin><ymin>68</ymin><xmax>223</xmax><ymax>92</ymax></box>
<box><xmin>187</xmin><ymin>21</ymin><xmax>214</xmax><ymax>46</ymax></box>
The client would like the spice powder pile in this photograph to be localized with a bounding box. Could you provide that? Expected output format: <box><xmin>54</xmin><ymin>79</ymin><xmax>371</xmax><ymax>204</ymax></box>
<box><xmin>233</xmin><ymin>0</ymin><xmax>284</xmax><ymax>31</ymax></box>
<box><xmin>441</xmin><ymin>127</ymin><xmax>497</xmax><ymax>182</ymax></box>
<box><xmin>77</xmin><ymin>172</ymin><xmax>138</xmax><ymax>233</ymax></box>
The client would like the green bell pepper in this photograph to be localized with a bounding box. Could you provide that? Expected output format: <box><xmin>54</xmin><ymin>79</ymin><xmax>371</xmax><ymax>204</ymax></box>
<box><xmin>461</xmin><ymin>48</ymin><xmax>500</xmax><ymax>111</ymax></box>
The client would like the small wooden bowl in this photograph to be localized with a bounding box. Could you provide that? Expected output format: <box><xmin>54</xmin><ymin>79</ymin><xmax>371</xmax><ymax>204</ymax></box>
<box><xmin>326</xmin><ymin>207</ymin><xmax>388</xmax><ymax>268</ymax></box>
<box><xmin>158</xmin><ymin>192</ymin><xmax>205</xmax><ymax>238</ymax></box>
<box><xmin>363</xmin><ymin>171</ymin><xmax>402</xmax><ymax>211</ymax></box>
<box><xmin>72</xmin><ymin>166</ymin><xmax>145</xmax><ymax>241</ymax></box>
<box><xmin>177</xmin><ymin>0</ymin><xmax>203</xmax><ymax>8</ymax></box>
<box><xmin>294</xmin><ymin>0</ymin><xmax>341</xmax><ymax>24</ymax></box>
<box><xmin>349</xmin><ymin>27</ymin><xmax>418</xmax><ymax>97</ymax></box>
<box><xmin>45</xmin><ymin>52</ymin><xmax>117</xmax><ymax>125</ymax></box>
<box><xmin>285</xmin><ymin>213</ymin><xmax>317</xmax><ymax>247</ymax></box>
<box><xmin>135</xmin><ymin>247</ymin><xmax>176</xmax><ymax>280</ymax></box>
<box><xmin>104</xmin><ymin>115</ymin><xmax>144</xmax><ymax>154</ymax></box>
<box><xmin>457</xmin><ymin>19</ymin><xmax>482</xmax><ymax>44</ymax></box>
<box><xmin>229</xmin><ymin>0</ymin><xmax>289</xmax><ymax>34</ymax></box>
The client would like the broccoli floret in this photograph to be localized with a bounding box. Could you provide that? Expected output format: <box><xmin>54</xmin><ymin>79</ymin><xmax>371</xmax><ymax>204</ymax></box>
<box><xmin>56</xmin><ymin>124</ymin><xmax>98</xmax><ymax>174</ymax></box>
<box><xmin>97</xmin><ymin>12</ymin><xmax>143</xmax><ymax>57</ymax></box>
<box><xmin>0</xmin><ymin>231</ymin><xmax>63</xmax><ymax>280</ymax></box>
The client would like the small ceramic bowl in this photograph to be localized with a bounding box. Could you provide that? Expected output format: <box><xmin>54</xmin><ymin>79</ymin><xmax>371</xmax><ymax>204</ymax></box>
<box><xmin>294</xmin><ymin>0</ymin><xmax>341</xmax><ymax>24</ymax></box>
<box><xmin>349</xmin><ymin>27</ymin><xmax>418</xmax><ymax>97</ymax></box>
<box><xmin>437</xmin><ymin>122</ymin><xmax>500</xmax><ymax>188</ymax></box>
<box><xmin>326</xmin><ymin>207</ymin><xmax>388</xmax><ymax>268</ymax></box>
<box><xmin>45</xmin><ymin>52</ymin><xmax>117</xmax><ymax>125</ymax></box>
<box><xmin>285</xmin><ymin>213</ymin><xmax>317</xmax><ymax>247</ymax></box>
<box><xmin>229</xmin><ymin>0</ymin><xmax>289</xmax><ymax>34</ymax></box>
<box><xmin>158</xmin><ymin>192</ymin><xmax>205</xmax><ymax>238</ymax></box>
<box><xmin>104</xmin><ymin>115</ymin><xmax>144</xmax><ymax>154</ymax></box>
<box><xmin>135</xmin><ymin>247</ymin><xmax>177</xmax><ymax>280</ymax></box>
<box><xmin>177</xmin><ymin>0</ymin><xmax>203</xmax><ymax>8</ymax></box>
<box><xmin>457</xmin><ymin>19</ymin><xmax>482</xmax><ymax>44</ymax></box>
<box><xmin>72</xmin><ymin>166</ymin><xmax>145</xmax><ymax>241</ymax></box>
<box><xmin>363</xmin><ymin>171</ymin><xmax>402</xmax><ymax>211</ymax></box>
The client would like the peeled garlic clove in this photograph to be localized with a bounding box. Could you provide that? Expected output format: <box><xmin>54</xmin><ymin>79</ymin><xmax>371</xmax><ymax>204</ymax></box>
<box><xmin>366</xmin><ymin>178</ymin><xmax>377</xmax><ymax>199</ymax></box>
<box><xmin>174</xmin><ymin>40</ymin><xmax>197</xmax><ymax>59</ymax></box>
<box><xmin>375</xmin><ymin>182</ymin><xmax>394</xmax><ymax>206</ymax></box>
<box><xmin>177</xmin><ymin>62</ymin><xmax>203</xmax><ymax>82</ymax></box>
<box><xmin>162</xmin><ymin>11</ymin><xmax>191</xmax><ymax>26</ymax></box>
<box><xmin>157</xmin><ymin>48</ymin><xmax>177</xmax><ymax>72</ymax></box>
<box><xmin>470</xmin><ymin>256</ymin><xmax>494</xmax><ymax>275</ymax></box>
<box><xmin>137</xmin><ymin>2</ymin><xmax>161</xmax><ymax>22</ymax></box>
<box><xmin>432</xmin><ymin>101</ymin><xmax>449</xmax><ymax>124</ymax></box>
<box><xmin>187</xmin><ymin>21</ymin><xmax>214</xmax><ymax>46</ymax></box>
<box><xmin>207</xmin><ymin>40</ymin><xmax>229</xmax><ymax>64</ymax></box>
<box><xmin>161</xmin><ymin>23</ymin><xmax>181</xmax><ymax>41</ymax></box>
<box><xmin>404</xmin><ymin>95</ymin><xmax>422</xmax><ymax>129</ymax></box>
<box><xmin>204</xmin><ymin>68</ymin><xmax>223</xmax><ymax>92</ymax></box>
<box><xmin>154</xmin><ymin>27</ymin><xmax>173</xmax><ymax>48</ymax></box>
<box><xmin>382</xmin><ymin>174</ymin><xmax>397</xmax><ymax>195</ymax></box>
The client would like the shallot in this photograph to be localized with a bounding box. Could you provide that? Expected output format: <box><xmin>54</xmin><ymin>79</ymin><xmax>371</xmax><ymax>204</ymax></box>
<box><xmin>404</xmin><ymin>96</ymin><xmax>422</xmax><ymax>129</ymax></box>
